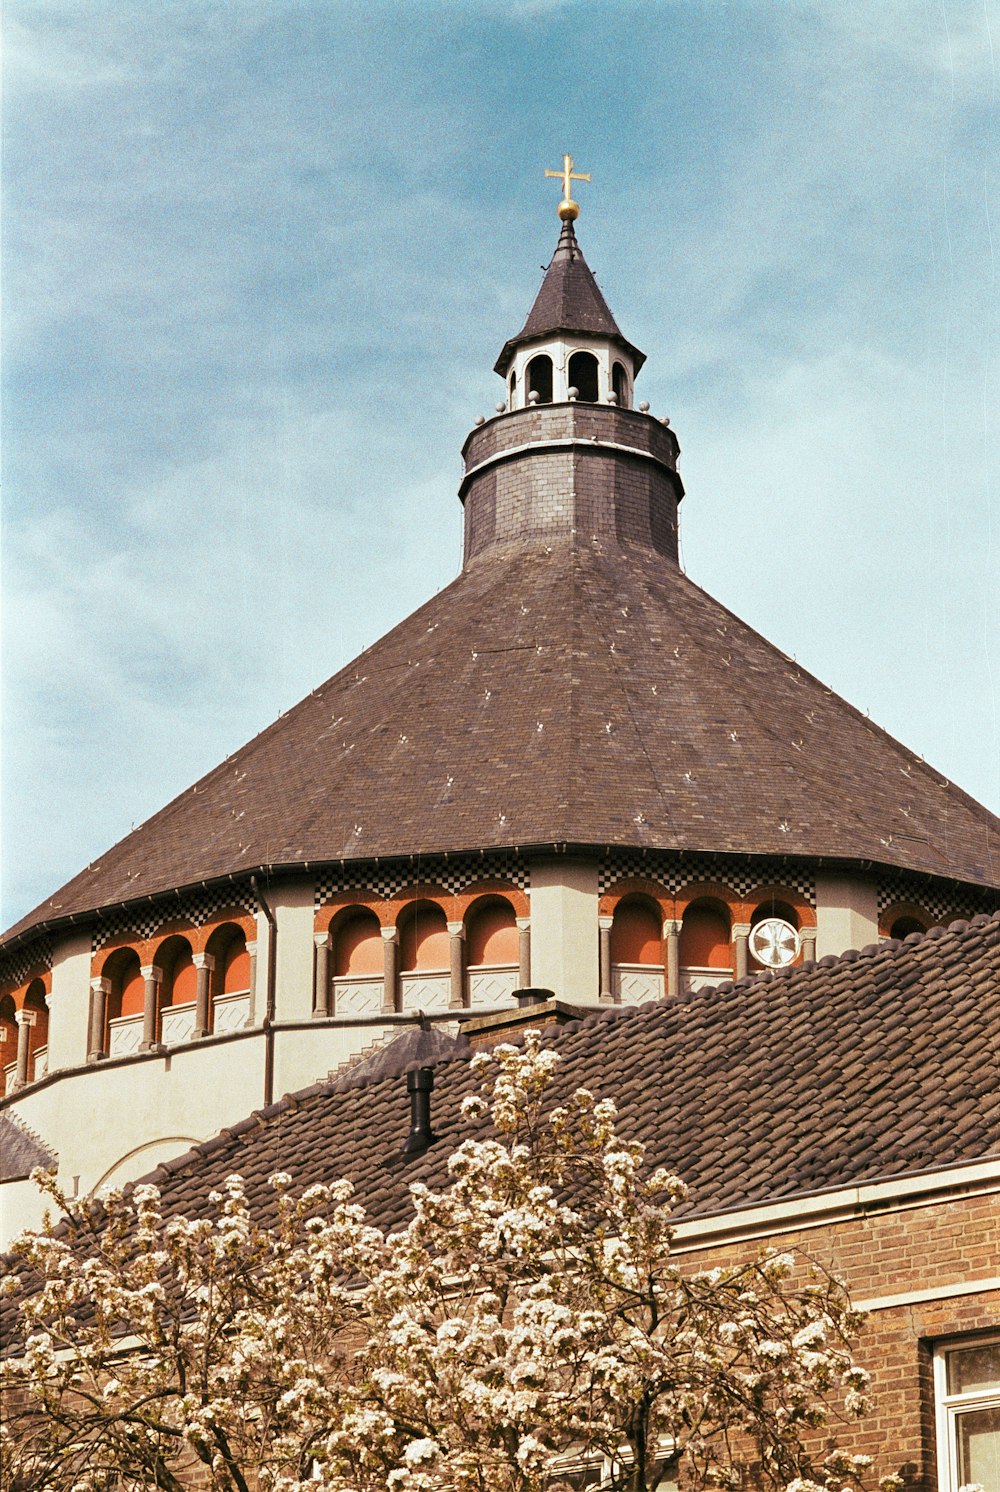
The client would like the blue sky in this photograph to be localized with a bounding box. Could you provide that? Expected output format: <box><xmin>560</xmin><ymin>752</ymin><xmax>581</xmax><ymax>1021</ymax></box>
<box><xmin>3</xmin><ymin>0</ymin><xmax>998</xmax><ymax>927</ymax></box>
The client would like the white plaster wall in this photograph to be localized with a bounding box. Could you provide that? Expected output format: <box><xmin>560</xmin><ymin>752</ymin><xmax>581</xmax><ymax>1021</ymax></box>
<box><xmin>529</xmin><ymin>859</ymin><xmax>599</xmax><ymax>999</ymax></box>
<box><xmin>271</xmin><ymin>879</ymin><xmax>316</xmax><ymax>1022</ymax></box>
<box><xmin>47</xmin><ymin>931</ymin><xmax>92</xmax><ymax>1071</ymax></box>
<box><xmin>270</xmin><ymin>1021</ymin><xmax>398</xmax><ymax>1101</ymax></box>
<box><xmin>3</xmin><ymin>1037</ymin><xmax>268</xmax><ymax>1222</ymax></box>
<box><xmin>0</xmin><ymin>1176</ymin><xmax>54</xmax><ymax>1247</ymax></box>
<box><xmin>815</xmin><ymin>874</ymin><xmax>879</xmax><ymax>959</ymax></box>
<box><xmin>0</xmin><ymin>1015</ymin><xmax>410</xmax><ymax>1247</ymax></box>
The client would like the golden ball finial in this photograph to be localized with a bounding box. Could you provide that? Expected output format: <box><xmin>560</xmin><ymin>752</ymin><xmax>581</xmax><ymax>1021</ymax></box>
<box><xmin>557</xmin><ymin>197</ymin><xmax>580</xmax><ymax>222</ymax></box>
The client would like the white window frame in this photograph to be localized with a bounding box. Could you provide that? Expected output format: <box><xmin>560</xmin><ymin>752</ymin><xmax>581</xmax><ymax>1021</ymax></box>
<box><xmin>548</xmin><ymin>1439</ymin><xmax>677</xmax><ymax>1492</ymax></box>
<box><xmin>934</xmin><ymin>1333</ymin><xmax>1000</xmax><ymax>1492</ymax></box>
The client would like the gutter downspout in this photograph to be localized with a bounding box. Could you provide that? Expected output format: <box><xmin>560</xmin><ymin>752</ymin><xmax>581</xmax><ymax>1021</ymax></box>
<box><xmin>251</xmin><ymin>876</ymin><xmax>278</xmax><ymax>1107</ymax></box>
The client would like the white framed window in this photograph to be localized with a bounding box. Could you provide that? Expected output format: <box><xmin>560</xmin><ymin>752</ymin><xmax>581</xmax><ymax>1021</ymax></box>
<box><xmin>934</xmin><ymin>1335</ymin><xmax>1000</xmax><ymax>1492</ymax></box>
<box><xmin>549</xmin><ymin>1442</ymin><xmax>677</xmax><ymax>1492</ymax></box>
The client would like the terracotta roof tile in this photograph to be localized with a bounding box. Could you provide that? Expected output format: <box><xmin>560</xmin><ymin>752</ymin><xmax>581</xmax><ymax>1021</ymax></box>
<box><xmin>33</xmin><ymin>911</ymin><xmax>988</xmax><ymax>1252</ymax></box>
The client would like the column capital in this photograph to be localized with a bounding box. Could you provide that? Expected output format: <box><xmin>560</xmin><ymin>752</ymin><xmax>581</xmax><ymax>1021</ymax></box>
<box><xmin>447</xmin><ymin>921</ymin><xmax>465</xmax><ymax>937</ymax></box>
<box><xmin>44</xmin><ymin>992</ymin><xmax>54</xmax><ymax>1009</ymax></box>
<box><xmin>515</xmin><ymin>917</ymin><xmax>531</xmax><ymax>931</ymax></box>
<box><xmin>15</xmin><ymin>1009</ymin><xmax>37</xmax><ymax>1027</ymax></box>
<box><xmin>90</xmin><ymin>976</ymin><xmax>112</xmax><ymax>994</ymax></box>
<box><xmin>192</xmin><ymin>952</ymin><xmax>215</xmax><ymax>971</ymax></box>
<box><xmin>598</xmin><ymin>915</ymin><xmax>614</xmax><ymax>931</ymax></box>
<box><xmin>140</xmin><ymin>965</ymin><xmax>163</xmax><ymax>982</ymax></box>
<box><xmin>246</xmin><ymin>939</ymin><xmax>258</xmax><ymax>955</ymax></box>
<box><xmin>663</xmin><ymin>919</ymin><xmax>682</xmax><ymax>938</ymax></box>
<box><xmin>732</xmin><ymin>923</ymin><xmax>752</xmax><ymax>939</ymax></box>
<box><xmin>314</xmin><ymin>932</ymin><xmax>331</xmax><ymax>950</ymax></box>
<box><xmin>380</xmin><ymin>926</ymin><xmax>398</xmax><ymax>942</ymax></box>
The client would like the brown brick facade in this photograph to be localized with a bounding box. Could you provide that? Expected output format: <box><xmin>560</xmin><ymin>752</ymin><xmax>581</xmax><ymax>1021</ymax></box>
<box><xmin>676</xmin><ymin>1190</ymin><xmax>1000</xmax><ymax>1487</ymax></box>
<box><xmin>460</xmin><ymin>404</ymin><xmax>682</xmax><ymax>565</ymax></box>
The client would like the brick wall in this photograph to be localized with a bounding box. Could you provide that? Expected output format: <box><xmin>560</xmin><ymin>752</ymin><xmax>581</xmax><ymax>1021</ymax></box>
<box><xmin>675</xmin><ymin>1188</ymin><xmax>1000</xmax><ymax>1488</ymax></box>
<box><xmin>461</xmin><ymin>404</ymin><xmax>682</xmax><ymax>565</ymax></box>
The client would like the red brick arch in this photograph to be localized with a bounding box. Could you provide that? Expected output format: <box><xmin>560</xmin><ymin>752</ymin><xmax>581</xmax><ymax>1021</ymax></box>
<box><xmin>880</xmin><ymin>901</ymin><xmax>933</xmax><ymax>939</ymax></box>
<box><xmin>598</xmin><ymin>878</ymin><xmax>672</xmax><ymax>923</ymax></box>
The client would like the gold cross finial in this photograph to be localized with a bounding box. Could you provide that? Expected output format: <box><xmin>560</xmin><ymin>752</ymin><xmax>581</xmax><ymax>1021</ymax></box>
<box><xmin>544</xmin><ymin>153</ymin><xmax>590</xmax><ymax>221</ymax></box>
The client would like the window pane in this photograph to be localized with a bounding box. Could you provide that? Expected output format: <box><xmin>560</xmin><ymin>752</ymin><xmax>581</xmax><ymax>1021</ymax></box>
<box><xmin>956</xmin><ymin>1405</ymin><xmax>1000</xmax><ymax>1490</ymax></box>
<box><xmin>949</xmin><ymin>1344</ymin><xmax>1000</xmax><ymax>1394</ymax></box>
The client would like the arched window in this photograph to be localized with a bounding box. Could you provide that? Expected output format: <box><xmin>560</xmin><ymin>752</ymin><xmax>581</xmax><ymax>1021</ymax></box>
<box><xmin>0</xmin><ymin>994</ymin><xmax>16</xmax><ymax>1095</ymax></box>
<box><xmin>103</xmin><ymin>949</ymin><xmax>144</xmax><ymax>1056</ymax></box>
<box><xmin>467</xmin><ymin>898</ymin><xmax>519</xmax><ymax>966</ymax></box>
<box><xmin>609</xmin><ymin>897</ymin><xmax>663</xmax><ymax>1005</ymax></box>
<box><xmin>466</xmin><ymin>897</ymin><xmax>520</xmax><ymax>1008</ymax></box>
<box><xmin>526</xmin><ymin>354</ymin><xmax>553</xmax><ymax>405</ymax></box>
<box><xmin>611</xmin><ymin>898</ymin><xmax>662</xmax><ymax>964</ymax></box>
<box><xmin>220</xmin><ymin>932</ymin><xmax>250</xmax><ymax>995</ymax></box>
<box><xmin>890</xmin><ymin>914</ymin><xmax>928</xmax><ymax>940</ymax></box>
<box><xmin>509</xmin><ymin>370</ymin><xmax>517</xmax><ymax>407</ymax></box>
<box><xmin>205</xmin><ymin>923</ymin><xmax>253</xmax><ymax>1036</ymax></box>
<box><xmin>680</xmin><ymin>901</ymin><xmax>732</xmax><ymax>970</ymax></box>
<box><xmin>334</xmin><ymin>909</ymin><xmax>383</xmax><ymax>976</ymax></box>
<box><xmin>750</xmin><ymin>900</ymin><xmax>799</xmax><ymax>932</ymax></box>
<box><xmin>155</xmin><ymin>936</ymin><xmax>196</xmax><ymax>1046</ymax></box>
<box><xmin>612</xmin><ymin>361</ymin><xmax>629</xmax><ymax>407</ymax></box>
<box><xmin>568</xmin><ymin>351</ymin><xmax>599</xmax><ymax>403</ymax></box>
<box><xmin>399</xmin><ymin>902</ymin><xmax>449</xmax><ymax>972</ymax></box>
<box><xmin>23</xmin><ymin>980</ymin><xmax>49</xmax><ymax>1082</ymax></box>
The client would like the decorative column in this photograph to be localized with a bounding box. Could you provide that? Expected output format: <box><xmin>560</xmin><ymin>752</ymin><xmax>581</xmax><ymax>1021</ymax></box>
<box><xmin>246</xmin><ymin>940</ymin><xmax>258</xmax><ymax>1025</ymax></box>
<box><xmin>13</xmin><ymin>1010</ymin><xmax>36</xmax><ymax>1088</ymax></box>
<box><xmin>313</xmin><ymin>933</ymin><xmax>331</xmax><ymax>1018</ymax></box>
<box><xmin>191</xmin><ymin>953</ymin><xmax>214</xmax><ymax>1038</ymax></box>
<box><xmin>801</xmin><ymin>926</ymin><xmax>817</xmax><ymax>963</ymax></box>
<box><xmin>516</xmin><ymin>917</ymin><xmax>531</xmax><ymax>989</ymax></box>
<box><xmin>598</xmin><ymin>916</ymin><xmax>614</xmax><ymax>1001</ymax></box>
<box><xmin>88</xmin><ymin>977</ymin><xmax>110</xmax><ymax>1061</ymax></box>
<box><xmin>732</xmin><ymin>923</ymin><xmax>751</xmax><ymax>982</ymax></box>
<box><xmin>139</xmin><ymin>965</ymin><xmax>163</xmax><ymax>1051</ymax></box>
<box><xmin>447</xmin><ymin>922</ymin><xmax>465</xmax><ymax>1008</ymax></box>
<box><xmin>381</xmin><ymin>927</ymin><xmax>399</xmax><ymax>1013</ymax></box>
<box><xmin>664</xmin><ymin>920</ymin><xmax>681</xmax><ymax>1000</ymax></box>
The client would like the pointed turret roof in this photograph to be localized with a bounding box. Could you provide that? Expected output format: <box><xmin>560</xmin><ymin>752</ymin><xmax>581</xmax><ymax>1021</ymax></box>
<box><xmin>494</xmin><ymin>221</ymin><xmax>644</xmax><ymax>375</ymax></box>
<box><xmin>3</xmin><ymin>537</ymin><xmax>997</xmax><ymax>950</ymax></box>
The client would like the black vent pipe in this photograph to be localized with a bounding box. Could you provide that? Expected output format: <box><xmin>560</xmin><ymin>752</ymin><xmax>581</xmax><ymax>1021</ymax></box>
<box><xmin>401</xmin><ymin>1067</ymin><xmax>438</xmax><ymax>1157</ymax></box>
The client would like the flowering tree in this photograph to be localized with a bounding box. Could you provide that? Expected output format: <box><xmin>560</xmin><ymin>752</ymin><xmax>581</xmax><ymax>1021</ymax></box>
<box><xmin>1</xmin><ymin>1036</ymin><xmax>893</xmax><ymax>1492</ymax></box>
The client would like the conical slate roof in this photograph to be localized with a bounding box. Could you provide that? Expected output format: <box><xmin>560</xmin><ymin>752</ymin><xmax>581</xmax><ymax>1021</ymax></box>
<box><xmin>494</xmin><ymin>221</ymin><xmax>644</xmax><ymax>375</ymax></box>
<box><xmin>5</xmin><ymin>535</ymin><xmax>997</xmax><ymax>949</ymax></box>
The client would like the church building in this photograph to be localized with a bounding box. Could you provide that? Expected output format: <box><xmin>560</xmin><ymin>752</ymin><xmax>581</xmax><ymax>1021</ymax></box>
<box><xmin>1</xmin><ymin>163</ymin><xmax>997</xmax><ymax>1254</ymax></box>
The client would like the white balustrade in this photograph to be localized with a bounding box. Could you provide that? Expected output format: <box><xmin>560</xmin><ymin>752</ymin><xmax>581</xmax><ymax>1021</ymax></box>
<box><xmin>681</xmin><ymin>965</ymin><xmax>733</xmax><ymax>994</ymax></box>
<box><xmin>108</xmin><ymin>1013</ymin><xmax>144</xmax><ymax>1057</ymax></box>
<box><xmin>468</xmin><ymin>966</ymin><xmax>519</xmax><ymax>1008</ymax></box>
<box><xmin>160</xmin><ymin>1001</ymin><xmax>197</xmax><ymax>1048</ymax></box>
<box><xmin>213</xmin><ymin>990</ymin><xmax>250</xmax><ymax>1034</ymax></box>
<box><xmin>332</xmin><ymin>976</ymin><xmax>383</xmax><ymax>1016</ymax></box>
<box><xmin>400</xmin><ymin>972</ymin><xmax>450</xmax><ymax>1011</ymax></box>
<box><xmin>31</xmin><ymin>1046</ymin><xmax>48</xmax><ymax>1081</ymax></box>
<box><xmin>612</xmin><ymin>964</ymin><xmax>665</xmax><ymax>1005</ymax></box>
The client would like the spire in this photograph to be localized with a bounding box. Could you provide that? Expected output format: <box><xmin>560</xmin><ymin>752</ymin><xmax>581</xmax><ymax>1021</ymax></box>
<box><xmin>494</xmin><ymin>218</ymin><xmax>644</xmax><ymax>377</ymax></box>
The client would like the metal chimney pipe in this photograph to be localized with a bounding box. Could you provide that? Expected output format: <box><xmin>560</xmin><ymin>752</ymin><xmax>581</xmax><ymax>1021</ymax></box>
<box><xmin>401</xmin><ymin>1067</ymin><xmax>438</xmax><ymax>1156</ymax></box>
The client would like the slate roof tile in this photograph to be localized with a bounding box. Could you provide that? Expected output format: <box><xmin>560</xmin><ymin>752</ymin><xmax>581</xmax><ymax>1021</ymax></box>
<box><xmin>8</xmin><ymin>513</ymin><xmax>996</xmax><ymax>955</ymax></box>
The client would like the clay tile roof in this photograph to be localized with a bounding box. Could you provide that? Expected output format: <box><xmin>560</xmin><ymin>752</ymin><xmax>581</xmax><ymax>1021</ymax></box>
<box><xmin>46</xmin><ymin>914</ymin><xmax>1000</xmax><ymax>1240</ymax></box>
<box><xmin>3</xmin><ymin>539</ymin><xmax>997</xmax><ymax>954</ymax></box>
<box><xmin>494</xmin><ymin>221</ymin><xmax>644</xmax><ymax>375</ymax></box>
